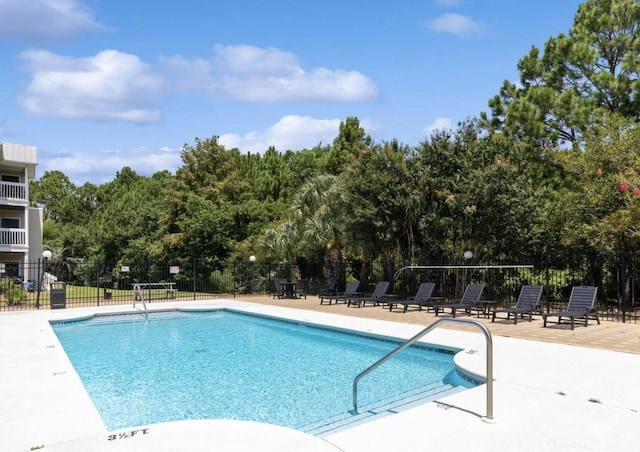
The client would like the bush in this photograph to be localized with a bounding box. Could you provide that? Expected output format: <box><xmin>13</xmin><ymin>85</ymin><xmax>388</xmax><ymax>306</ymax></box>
<box><xmin>1</xmin><ymin>279</ymin><xmax>26</xmax><ymax>306</ymax></box>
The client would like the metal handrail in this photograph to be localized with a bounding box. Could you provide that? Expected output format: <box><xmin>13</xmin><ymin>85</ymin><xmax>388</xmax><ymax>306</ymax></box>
<box><xmin>132</xmin><ymin>290</ymin><xmax>148</xmax><ymax>319</ymax></box>
<box><xmin>393</xmin><ymin>264</ymin><xmax>533</xmax><ymax>280</ymax></box>
<box><xmin>352</xmin><ymin>318</ymin><xmax>493</xmax><ymax>421</ymax></box>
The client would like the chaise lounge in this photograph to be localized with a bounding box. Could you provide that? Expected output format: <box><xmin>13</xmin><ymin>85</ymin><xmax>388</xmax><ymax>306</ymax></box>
<box><xmin>388</xmin><ymin>282</ymin><xmax>437</xmax><ymax>313</ymax></box>
<box><xmin>319</xmin><ymin>280</ymin><xmax>360</xmax><ymax>305</ymax></box>
<box><xmin>347</xmin><ymin>281</ymin><xmax>391</xmax><ymax>307</ymax></box>
<box><xmin>492</xmin><ymin>285</ymin><xmax>544</xmax><ymax>324</ymax></box>
<box><xmin>433</xmin><ymin>284</ymin><xmax>484</xmax><ymax>318</ymax></box>
<box><xmin>543</xmin><ymin>285</ymin><xmax>599</xmax><ymax>330</ymax></box>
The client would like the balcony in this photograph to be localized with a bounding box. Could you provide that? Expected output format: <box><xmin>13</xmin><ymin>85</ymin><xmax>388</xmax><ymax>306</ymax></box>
<box><xmin>0</xmin><ymin>228</ymin><xmax>27</xmax><ymax>249</ymax></box>
<box><xmin>0</xmin><ymin>181</ymin><xmax>27</xmax><ymax>205</ymax></box>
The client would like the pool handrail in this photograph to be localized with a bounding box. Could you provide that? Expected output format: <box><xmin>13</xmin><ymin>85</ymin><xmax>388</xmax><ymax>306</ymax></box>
<box><xmin>393</xmin><ymin>264</ymin><xmax>533</xmax><ymax>280</ymax></box>
<box><xmin>352</xmin><ymin>317</ymin><xmax>494</xmax><ymax>422</ymax></box>
<box><xmin>132</xmin><ymin>292</ymin><xmax>148</xmax><ymax>319</ymax></box>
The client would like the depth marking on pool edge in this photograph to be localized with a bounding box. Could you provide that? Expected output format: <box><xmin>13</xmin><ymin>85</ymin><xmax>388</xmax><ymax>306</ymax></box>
<box><xmin>107</xmin><ymin>428</ymin><xmax>150</xmax><ymax>441</ymax></box>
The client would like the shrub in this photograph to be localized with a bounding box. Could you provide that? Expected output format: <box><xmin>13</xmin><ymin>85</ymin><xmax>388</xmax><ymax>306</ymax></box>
<box><xmin>1</xmin><ymin>279</ymin><xmax>26</xmax><ymax>306</ymax></box>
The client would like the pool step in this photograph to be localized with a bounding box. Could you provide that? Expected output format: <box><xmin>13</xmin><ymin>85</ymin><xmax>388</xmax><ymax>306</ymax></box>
<box><xmin>300</xmin><ymin>381</ymin><xmax>463</xmax><ymax>436</ymax></box>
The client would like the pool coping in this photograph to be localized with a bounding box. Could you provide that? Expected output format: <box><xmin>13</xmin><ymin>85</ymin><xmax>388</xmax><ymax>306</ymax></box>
<box><xmin>2</xmin><ymin>299</ymin><xmax>640</xmax><ymax>451</ymax></box>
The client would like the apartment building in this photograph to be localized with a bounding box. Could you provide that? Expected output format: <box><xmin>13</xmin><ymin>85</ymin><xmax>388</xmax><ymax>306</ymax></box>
<box><xmin>0</xmin><ymin>141</ymin><xmax>44</xmax><ymax>281</ymax></box>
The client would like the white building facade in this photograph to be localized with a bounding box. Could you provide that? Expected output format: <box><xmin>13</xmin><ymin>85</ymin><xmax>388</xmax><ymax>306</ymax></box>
<box><xmin>0</xmin><ymin>141</ymin><xmax>44</xmax><ymax>281</ymax></box>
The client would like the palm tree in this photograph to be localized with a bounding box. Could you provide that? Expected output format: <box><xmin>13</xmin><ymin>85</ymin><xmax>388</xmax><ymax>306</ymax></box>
<box><xmin>46</xmin><ymin>246</ymin><xmax>79</xmax><ymax>281</ymax></box>
<box><xmin>293</xmin><ymin>175</ymin><xmax>347</xmax><ymax>286</ymax></box>
<box><xmin>260</xmin><ymin>219</ymin><xmax>304</xmax><ymax>280</ymax></box>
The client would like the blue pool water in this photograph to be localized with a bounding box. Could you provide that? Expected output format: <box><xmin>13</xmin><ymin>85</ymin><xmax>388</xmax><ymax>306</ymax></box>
<box><xmin>51</xmin><ymin>310</ymin><xmax>474</xmax><ymax>432</ymax></box>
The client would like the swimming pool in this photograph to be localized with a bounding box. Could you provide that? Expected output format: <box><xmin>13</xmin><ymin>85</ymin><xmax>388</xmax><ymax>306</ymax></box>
<box><xmin>51</xmin><ymin>310</ymin><xmax>476</xmax><ymax>434</ymax></box>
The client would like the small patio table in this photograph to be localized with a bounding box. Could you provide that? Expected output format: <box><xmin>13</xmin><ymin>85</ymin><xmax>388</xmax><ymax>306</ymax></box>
<box><xmin>471</xmin><ymin>300</ymin><xmax>498</xmax><ymax>318</ymax></box>
<box><xmin>282</xmin><ymin>281</ymin><xmax>297</xmax><ymax>299</ymax></box>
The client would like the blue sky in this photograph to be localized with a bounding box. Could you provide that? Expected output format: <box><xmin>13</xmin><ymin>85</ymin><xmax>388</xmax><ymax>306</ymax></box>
<box><xmin>0</xmin><ymin>0</ymin><xmax>585</xmax><ymax>186</ymax></box>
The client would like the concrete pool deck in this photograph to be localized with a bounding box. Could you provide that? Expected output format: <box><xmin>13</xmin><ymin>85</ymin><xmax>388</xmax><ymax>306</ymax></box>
<box><xmin>1</xmin><ymin>297</ymin><xmax>639</xmax><ymax>451</ymax></box>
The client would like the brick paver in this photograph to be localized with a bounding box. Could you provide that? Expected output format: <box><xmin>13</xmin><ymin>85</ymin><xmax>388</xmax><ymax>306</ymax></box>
<box><xmin>236</xmin><ymin>295</ymin><xmax>640</xmax><ymax>354</ymax></box>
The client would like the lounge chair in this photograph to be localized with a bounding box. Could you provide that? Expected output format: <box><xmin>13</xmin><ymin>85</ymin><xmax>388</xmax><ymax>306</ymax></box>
<box><xmin>543</xmin><ymin>286</ymin><xmax>599</xmax><ymax>330</ymax></box>
<box><xmin>388</xmin><ymin>282</ymin><xmax>437</xmax><ymax>313</ymax></box>
<box><xmin>347</xmin><ymin>281</ymin><xmax>391</xmax><ymax>307</ymax></box>
<box><xmin>319</xmin><ymin>280</ymin><xmax>360</xmax><ymax>305</ymax></box>
<box><xmin>317</xmin><ymin>278</ymin><xmax>337</xmax><ymax>298</ymax></box>
<box><xmin>433</xmin><ymin>284</ymin><xmax>484</xmax><ymax>318</ymax></box>
<box><xmin>491</xmin><ymin>285</ymin><xmax>544</xmax><ymax>324</ymax></box>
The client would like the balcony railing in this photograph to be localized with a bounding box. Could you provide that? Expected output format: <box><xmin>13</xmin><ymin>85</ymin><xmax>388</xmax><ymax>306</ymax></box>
<box><xmin>0</xmin><ymin>181</ymin><xmax>27</xmax><ymax>202</ymax></box>
<box><xmin>0</xmin><ymin>228</ymin><xmax>27</xmax><ymax>247</ymax></box>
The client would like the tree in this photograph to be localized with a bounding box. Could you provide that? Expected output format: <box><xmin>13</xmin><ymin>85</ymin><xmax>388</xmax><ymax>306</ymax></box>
<box><xmin>326</xmin><ymin>117</ymin><xmax>372</xmax><ymax>174</ymax></box>
<box><xmin>292</xmin><ymin>174</ymin><xmax>345</xmax><ymax>285</ymax></box>
<box><xmin>482</xmin><ymin>0</ymin><xmax>640</xmax><ymax>147</ymax></box>
<box><xmin>156</xmin><ymin>137</ymin><xmax>243</xmax><ymax>263</ymax></box>
<box><xmin>254</xmin><ymin>146</ymin><xmax>290</xmax><ymax>202</ymax></box>
<box><xmin>89</xmin><ymin>168</ymin><xmax>169</xmax><ymax>263</ymax></box>
<box><xmin>549</xmin><ymin>115</ymin><xmax>640</xmax><ymax>250</ymax></box>
<box><xmin>339</xmin><ymin>140</ymin><xmax>413</xmax><ymax>281</ymax></box>
<box><xmin>175</xmin><ymin>194</ymin><xmax>232</xmax><ymax>266</ymax></box>
<box><xmin>260</xmin><ymin>218</ymin><xmax>304</xmax><ymax>279</ymax></box>
<box><xmin>30</xmin><ymin>171</ymin><xmax>83</xmax><ymax>223</ymax></box>
<box><xmin>413</xmin><ymin>121</ymin><xmax>483</xmax><ymax>261</ymax></box>
<box><xmin>30</xmin><ymin>171</ymin><xmax>99</xmax><ymax>258</ymax></box>
<box><xmin>466</xmin><ymin>135</ymin><xmax>548</xmax><ymax>257</ymax></box>
<box><xmin>414</xmin><ymin>120</ymin><xmax>550</xmax><ymax>262</ymax></box>
<box><xmin>546</xmin><ymin>114</ymin><xmax>640</xmax><ymax>303</ymax></box>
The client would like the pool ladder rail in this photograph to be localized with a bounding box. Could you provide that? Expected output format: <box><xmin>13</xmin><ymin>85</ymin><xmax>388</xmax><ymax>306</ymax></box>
<box><xmin>132</xmin><ymin>289</ymin><xmax>148</xmax><ymax>319</ymax></box>
<box><xmin>352</xmin><ymin>317</ymin><xmax>494</xmax><ymax>422</ymax></box>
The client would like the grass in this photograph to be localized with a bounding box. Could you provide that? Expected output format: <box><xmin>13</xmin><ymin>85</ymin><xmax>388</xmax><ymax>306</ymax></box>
<box><xmin>1</xmin><ymin>284</ymin><xmax>222</xmax><ymax>310</ymax></box>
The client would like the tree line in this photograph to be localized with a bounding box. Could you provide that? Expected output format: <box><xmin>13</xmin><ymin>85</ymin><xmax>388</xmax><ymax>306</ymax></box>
<box><xmin>29</xmin><ymin>0</ymin><xmax>640</xmax><ymax>290</ymax></box>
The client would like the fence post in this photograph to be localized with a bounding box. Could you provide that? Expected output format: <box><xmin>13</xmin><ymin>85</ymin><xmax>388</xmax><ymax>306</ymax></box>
<box><xmin>620</xmin><ymin>250</ymin><xmax>627</xmax><ymax>323</ymax></box>
<box><xmin>146</xmin><ymin>259</ymin><xmax>151</xmax><ymax>301</ymax></box>
<box><xmin>35</xmin><ymin>258</ymin><xmax>41</xmax><ymax>309</ymax></box>
<box><xmin>96</xmin><ymin>261</ymin><xmax>101</xmax><ymax>306</ymax></box>
<box><xmin>193</xmin><ymin>258</ymin><xmax>197</xmax><ymax>301</ymax></box>
<box><xmin>545</xmin><ymin>254</ymin><xmax>550</xmax><ymax>313</ymax></box>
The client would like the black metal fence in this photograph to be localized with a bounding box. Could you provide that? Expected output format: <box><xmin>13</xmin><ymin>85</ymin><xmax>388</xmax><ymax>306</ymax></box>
<box><xmin>1</xmin><ymin>255</ymin><xmax>638</xmax><ymax>322</ymax></box>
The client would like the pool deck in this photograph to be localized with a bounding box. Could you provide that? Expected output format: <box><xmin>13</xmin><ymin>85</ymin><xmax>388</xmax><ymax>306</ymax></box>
<box><xmin>1</xmin><ymin>296</ymin><xmax>639</xmax><ymax>451</ymax></box>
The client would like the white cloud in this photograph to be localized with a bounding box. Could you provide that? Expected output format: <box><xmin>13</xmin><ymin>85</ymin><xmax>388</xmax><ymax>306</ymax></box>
<box><xmin>429</xmin><ymin>13</ymin><xmax>482</xmax><ymax>36</ymax></box>
<box><xmin>212</xmin><ymin>44</ymin><xmax>302</xmax><ymax>76</ymax></box>
<box><xmin>17</xmin><ymin>44</ymin><xmax>379</xmax><ymax>123</ymax></box>
<box><xmin>18</xmin><ymin>49</ymin><xmax>164</xmax><ymax>123</ymax></box>
<box><xmin>161</xmin><ymin>44</ymin><xmax>379</xmax><ymax>102</ymax></box>
<box><xmin>423</xmin><ymin>117</ymin><xmax>454</xmax><ymax>137</ymax></box>
<box><xmin>38</xmin><ymin>146</ymin><xmax>182</xmax><ymax>185</ymax></box>
<box><xmin>218</xmin><ymin>115</ymin><xmax>342</xmax><ymax>153</ymax></box>
<box><xmin>0</xmin><ymin>0</ymin><xmax>109</xmax><ymax>43</ymax></box>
